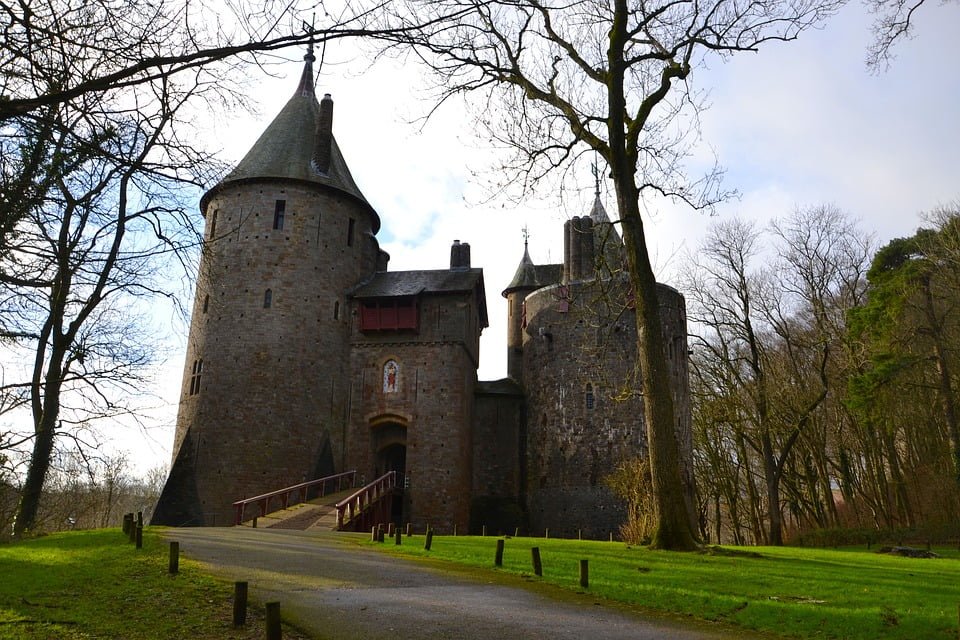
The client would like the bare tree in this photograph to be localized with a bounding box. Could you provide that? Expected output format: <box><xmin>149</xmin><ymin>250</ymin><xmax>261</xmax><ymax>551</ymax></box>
<box><xmin>375</xmin><ymin>0</ymin><xmax>842</xmax><ymax>551</ymax></box>
<box><xmin>865</xmin><ymin>0</ymin><xmax>954</xmax><ymax>69</ymax></box>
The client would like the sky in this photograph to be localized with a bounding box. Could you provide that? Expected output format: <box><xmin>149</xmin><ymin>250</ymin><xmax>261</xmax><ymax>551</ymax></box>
<box><xmin>128</xmin><ymin>0</ymin><xmax>960</xmax><ymax>472</ymax></box>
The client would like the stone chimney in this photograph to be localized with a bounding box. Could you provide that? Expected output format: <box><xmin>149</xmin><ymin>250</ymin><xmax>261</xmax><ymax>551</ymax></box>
<box><xmin>314</xmin><ymin>93</ymin><xmax>333</xmax><ymax>174</ymax></box>
<box><xmin>450</xmin><ymin>239</ymin><xmax>471</xmax><ymax>270</ymax></box>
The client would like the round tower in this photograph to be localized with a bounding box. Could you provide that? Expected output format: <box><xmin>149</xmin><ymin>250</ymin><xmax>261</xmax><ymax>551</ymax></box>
<box><xmin>153</xmin><ymin>50</ymin><xmax>381</xmax><ymax>526</ymax></box>
<box><xmin>502</xmin><ymin>235</ymin><xmax>541</xmax><ymax>383</ymax></box>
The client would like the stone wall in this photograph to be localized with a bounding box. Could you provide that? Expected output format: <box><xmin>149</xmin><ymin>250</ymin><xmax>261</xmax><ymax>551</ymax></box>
<box><xmin>471</xmin><ymin>379</ymin><xmax>525</xmax><ymax>534</ymax></box>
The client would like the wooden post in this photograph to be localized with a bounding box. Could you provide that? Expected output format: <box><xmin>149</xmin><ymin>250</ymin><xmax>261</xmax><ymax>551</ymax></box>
<box><xmin>377</xmin><ymin>526</ymin><xmax>385</xmax><ymax>543</ymax></box>
<box><xmin>514</xmin><ymin>527</ymin><xmax>520</xmax><ymax>537</ymax></box>
<box><xmin>531</xmin><ymin>547</ymin><xmax>542</xmax><ymax>577</ymax></box>
<box><xmin>495</xmin><ymin>539</ymin><xmax>504</xmax><ymax>567</ymax></box>
<box><xmin>128</xmin><ymin>518</ymin><xmax>136</xmax><ymax>543</ymax></box>
<box><xmin>453</xmin><ymin>524</ymin><xmax>457</xmax><ymax>536</ymax></box>
<box><xmin>578</xmin><ymin>529</ymin><xmax>582</xmax><ymax>540</ymax></box>
<box><xmin>609</xmin><ymin>532</ymin><xmax>614</xmax><ymax>542</ymax></box>
<box><xmin>482</xmin><ymin>525</ymin><xmax>487</xmax><ymax>537</ymax></box>
<box><xmin>122</xmin><ymin>513</ymin><xmax>131</xmax><ymax>535</ymax></box>
<box><xmin>424</xmin><ymin>529</ymin><xmax>434</xmax><ymax>551</ymax></box>
<box><xmin>388</xmin><ymin>522</ymin><xmax>394</xmax><ymax>536</ymax></box>
<box><xmin>168</xmin><ymin>541</ymin><xmax>179</xmax><ymax>574</ymax></box>
<box><xmin>406</xmin><ymin>523</ymin><xmax>412</xmax><ymax>537</ymax></box>
<box><xmin>371</xmin><ymin>526</ymin><xmax>378</xmax><ymax>542</ymax></box>
<box><xmin>136</xmin><ymin>511</ymin><xmax>143</xmax><ymax>528</ymax></box>
<box><xmin>545</xmin><ymin>528</ymin><xmax>549</xmax><ymax>539</ymax></box>
<box><xmin>252</xmin><ymin>516</ymin><xmax>258</xmax><ymax>529</ymax></box>
<box><xmin>395</xmin><ymin>528</ymin><xmax>402</xmax><ymax>545</ymax></box>
<box><xmin>265</xmin><ymin>601</ymin><xmax>281</xmax><ymax>640</ymax></box>
<box><xmin>233</xmin><ymin>581</ymin><xmax>248</xmax><ymax>627</ymax></box>
<box><xmin>579</xmin><ymin>559</ymin><xmax>589</xmax><ymax>588</ymax></box>
<box><xmin>135</xmin><ymin>524</ymin><xmax>143</xmax><ymax>550</ymax></box>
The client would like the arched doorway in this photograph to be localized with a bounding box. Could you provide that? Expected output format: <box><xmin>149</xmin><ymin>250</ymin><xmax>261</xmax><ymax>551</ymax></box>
<box><xmin>371</xmin><ymin>420</ymin><xmax>408</xmax><ymax>524</ymax></box>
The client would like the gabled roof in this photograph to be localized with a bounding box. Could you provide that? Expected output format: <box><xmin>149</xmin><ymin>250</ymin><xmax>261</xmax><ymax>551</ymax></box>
<box><xmin>349</xmin><ymin>268</ymin><xmax>489</xmax><ymax>328</ymax></box>
<box><xmin>200</xmin><ymin>52</ymin><xmax>380</xmax><ymax>232</ymax></box>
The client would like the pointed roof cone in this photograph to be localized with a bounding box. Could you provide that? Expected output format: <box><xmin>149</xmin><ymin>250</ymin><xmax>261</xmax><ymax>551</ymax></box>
<box><xmin>590</xmin><ymin>193</ymin><xmax>623</xmax><ymax>276</ymax></box>
<box><xmin>502</xmin><ymin>239</ymin><xmax>543</xmax><ymax>297</ymax></box>
<box><xmin>200</xmin><ymin>50</ymin><xmax>380</xmax><ymax>232</ymax></box>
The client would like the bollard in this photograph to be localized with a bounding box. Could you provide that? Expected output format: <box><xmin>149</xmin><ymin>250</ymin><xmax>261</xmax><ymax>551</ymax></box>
<box><xmin>545</xmin><ymin>528</ymin><xmax>549</xmax><ymax>539</ymax></box>
<box><xmin>252</xmin><ymin>516</ymin><xmax>258</xmax><ymax>529</ymax></box>
<box><xmin>406</xmin><ymin>523</ymin><xmax>412</xmax><ymax>537</ymax></box>
<box><xmin>395</xmin><ymin>528</ymin><xmax>402</xmax><ymax>545</ymax></box>
<box><xmin>122</xmin><ymin>513</ymin><xmax>132</xmax><ymax>535</ymax></box>
<box><xmin>136</xmin><ymin>511</ymin><xmax>143</xmax><ymax>527</ymax></box>
<box><xmin>482</xmin><ymin>525</ymin><xmax>487</xmax><ymax>537</ymax></box>
<box><xmin>377</xmin><ymin>527</ymin><xmax>385</xmax><ymax>543</ymax></box>
<box><xmin>135</xmin><ymin>524</ymin><xmax>143</xmax><ymax>550</ymax></box>
<box><xmin>495</xmin><ymin>539</ymin><xmax>504</xmax><ymax>567</ymax></box>
<box><xmin>388</xmin><ymin>523</ymin><xmax>394</xmax><ymax>537</ymax></box>
<box><xmin>579</xmin><ymin>559</ymin><xmax>589</xmax><ymax>589</ymax></box>
<box><xmin>578</xmin><ymin>529</ymin><xmax>582</xmax><ymax>540</ymax></box>
<box><xmin>265</xmin><ymin>601</ymin><xmax>281</xmax><ymax>640</ymax></box>
<box><xmin>371</xmin><ymin>526</ymin><xmax>378</xmax><ymax>542</ymax></box>
<box><xmin>233</xmin><ymin>581</ymin><xmax>248</xmax><ymax>627</ymax></box>
<box><xmin>515</xmin><ymin>527</ymin><xmax>520</xmax><ymax>538</ymax></box>
<box><xmin>424</xmin><ymin>529</ymin><xmax>434</xmax><ymax>551</ymax></box>
<box><xmin>609</xmin><ymin>532</ymin><xmax>614</xmax><ymax>542</ymax></box>
<box><xmin>169</xmin><ymin>541</ymin><xmax>179</xmax><ymax>575</ymax></box>
<box><xmin>531</xmin><ymin>547</ymin><xmax>542</xmax><ymax>576</ymax></box>
<box><xmin>453</xmin><ymin>524</ymin><xmax>457</xmax><ymax>537</ymax></box>
<box><xmin>128</xmin><ymin>518</ymin><xmax>136</xmax><ymax>543</ymax></box>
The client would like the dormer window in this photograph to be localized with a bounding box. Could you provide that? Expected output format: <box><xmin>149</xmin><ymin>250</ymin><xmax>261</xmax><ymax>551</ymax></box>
<box><xmin>360</xmin><ymin>297</ymin><xmax>418</xmax><ymax>332</ymax></box>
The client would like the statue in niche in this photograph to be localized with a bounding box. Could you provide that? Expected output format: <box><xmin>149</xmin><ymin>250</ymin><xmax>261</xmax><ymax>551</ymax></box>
<box><xmin>383</xmin><ymin>359</ymin><xmax>399</xmax><ymax>393</ymax></box>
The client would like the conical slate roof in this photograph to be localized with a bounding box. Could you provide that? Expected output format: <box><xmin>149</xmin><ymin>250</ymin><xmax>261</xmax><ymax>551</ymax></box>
<box><xmin>590</xmin><ymin>193</ymin><xmax>622</xmax><ymax>274</ymax></box>
<box><xmin>502</xmin><ymin>242</ymin><xmax>562</xmax><ymax>297</ymax></box>
<box><xmin>200</xmin><ymin>52</ymin><xmax>380</xmax><ymax>232</ymax></box>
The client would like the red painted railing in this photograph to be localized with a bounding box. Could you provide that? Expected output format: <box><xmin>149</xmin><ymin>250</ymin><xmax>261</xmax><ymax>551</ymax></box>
<box><xmin>233</xmin><ymin>471</ymin><xmax>357</xmax><ymax>525</ymax></box>
<box><xmin>335</xmin><ymin>471</ymin><xmax>397</xmax><ymax>531</ymax></box>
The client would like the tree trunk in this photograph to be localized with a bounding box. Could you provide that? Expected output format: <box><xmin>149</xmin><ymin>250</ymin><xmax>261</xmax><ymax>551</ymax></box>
<box><xmin>762</xmin><ymin>432</ymin><xmax>783</xmax><ymax>545</ymax></box>
<box><xmin>617</xmin><ymin>196</ymin><xmax>698</xmax><ymax>550</ymax></box>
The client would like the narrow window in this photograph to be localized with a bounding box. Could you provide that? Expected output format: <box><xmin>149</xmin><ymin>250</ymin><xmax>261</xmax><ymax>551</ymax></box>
<box><xmin>273</xmin><ymin>200</ymin><xmax>286</xmax><ymax>230</ymax></box>
<box><xmin>347</xmin><ymin>217</ymin><xmax>355</xmax><ymax>247</ymax></box>
<box><xmin>263</xmin><ymin>289</ymin><xmax>272</xmax><ymax>309</ymax></box>
<box><xmin>208</xmin><ymin>210</ymin><xmax>218</xmax><ymax>238</ymax></box>
<box><xmin>202</xmin><ymin>295</ymin><xmax>209</xmax><ymax>314</ymax></box>
<box><xmin>189</xmin><ymin>359</ymin><xmax>203</xmax><ymax>396</ymax></box>
<box><xmin>585</xmin><ymin>383</ymin><xmax>595</xmax><ymax>410</ymax></box>
<box><xmin>333</xmin><ymin>300</ymin><xmax>340</xmax><ymax>320</ymax></box>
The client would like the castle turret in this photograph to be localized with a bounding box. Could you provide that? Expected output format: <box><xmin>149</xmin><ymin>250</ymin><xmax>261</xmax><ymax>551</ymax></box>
<box><xmin>152</xmin><ymin>49</ymin><xmax>381</xmax><ymax>526</ymax></box>
<box><xmin>502</xmin><ymin>235</ymin><xmax>560</xmax><ymax>383</ymax></box>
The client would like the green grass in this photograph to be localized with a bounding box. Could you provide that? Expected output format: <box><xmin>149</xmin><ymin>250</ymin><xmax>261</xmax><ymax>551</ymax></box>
<box><xmin>0</xmin><ymin>528</ymin><xmax>304</xmax><ymax>640</ymax></box>
<box><xmin>369</xmin><ymin>534</ymin><xmax>960</xmax><ymax>639</ymax></box>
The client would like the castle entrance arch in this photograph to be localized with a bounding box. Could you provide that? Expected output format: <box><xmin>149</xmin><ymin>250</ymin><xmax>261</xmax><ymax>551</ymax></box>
<box><xmin>370</xmin><ymin>416</ymin><xmax>408</xmax><ymax>524</ymax></box>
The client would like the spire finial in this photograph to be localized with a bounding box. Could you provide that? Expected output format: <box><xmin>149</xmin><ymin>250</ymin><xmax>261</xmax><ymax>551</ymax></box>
<box><xmin>302</xmin><ymin>15</ymin><xmax>316</xmax><ymax>62</ymax></box>
<box><xmin>591</xmin><ymin>158</ymin><xmax>600</xmax><ymax>198</ymax></box>
<box><xmin>295</xmin><ymin>15</ymin><xmax>317</xmax><ymax>96</ymax></box>
<box><xmin>522</xmin><ymin>225</ymin><xmax>529</xmax><ymax>250</ymax></box>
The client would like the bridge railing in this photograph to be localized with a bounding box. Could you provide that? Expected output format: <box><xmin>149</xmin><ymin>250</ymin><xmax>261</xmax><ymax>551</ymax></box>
<box><xmin>335</xmin><ymin>471</ymin><xmax>397</xmax><ymax>531</ymax></box>
<box><xmin>233</xmin><ymin>470</ymin><xmax>357</xmax><ymax>525</ymax></box>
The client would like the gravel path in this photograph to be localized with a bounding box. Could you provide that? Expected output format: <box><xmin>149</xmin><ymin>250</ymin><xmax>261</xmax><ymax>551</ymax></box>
<box><xmin>170</xmin><ymin>527</ymin><xmax>754</xmax><ymax>640</ymax></box>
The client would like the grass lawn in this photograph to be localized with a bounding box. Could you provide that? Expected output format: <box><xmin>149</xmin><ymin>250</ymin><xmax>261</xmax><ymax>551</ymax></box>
<box><xmin>369</xmin><ymin>534</ymin><xmax>960</xmax><ymax>639</ymax></box>
<box><xmin>0</xmin><ymin>528</ymin><xmax>308</xmax><ymax>640</ymax></box>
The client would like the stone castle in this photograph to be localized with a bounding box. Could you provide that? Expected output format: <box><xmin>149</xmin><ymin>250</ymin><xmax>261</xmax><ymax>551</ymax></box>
<box><xmin>152</xmin><ymin>50</ymin><xmax>693</xmax><ymax>537</ymax></box>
